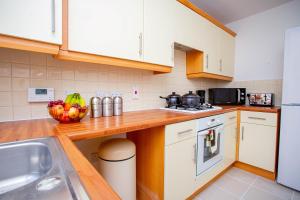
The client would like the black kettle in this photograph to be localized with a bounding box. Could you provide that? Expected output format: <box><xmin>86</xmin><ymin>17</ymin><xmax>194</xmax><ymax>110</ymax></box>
<box><xmin>160</xmin><ymin>92</ymin><xmax>182</xmax><ymax>107</ymax></box>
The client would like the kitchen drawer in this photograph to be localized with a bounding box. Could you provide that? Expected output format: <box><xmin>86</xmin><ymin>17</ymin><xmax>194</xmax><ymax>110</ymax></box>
<box><xmin>165</xmin><ymin>120</ymin><xmax>197</xmax><ymax>146</ymax></box>
<box><xmin>241</xmin><ymin>111</ymin><xmax>277</xmax><ymax>127</ymax></box>
<box><xmin>224</xmin><ymin>111</ymin><xmax>237</xmax><ymax>126</ymax></box>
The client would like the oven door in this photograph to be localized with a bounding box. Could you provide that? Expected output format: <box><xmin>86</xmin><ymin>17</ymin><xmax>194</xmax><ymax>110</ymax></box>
<box><xmin>196</xmin><ymin>125</ymin><xmax>224</xmax><ymax>176</ymax></box>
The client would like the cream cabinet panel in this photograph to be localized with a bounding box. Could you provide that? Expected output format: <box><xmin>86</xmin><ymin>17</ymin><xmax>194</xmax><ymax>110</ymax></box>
<box><xmin>173</xmin><ymin>1</ymin><xmax>206</xmax><ymax>50</ymax></box>
<box><xmin>0</xmin><ymin>0</ymin><xmax>62</xmax><ymax>44</ymax></box>
<box><xmin>143</xmin><ymin>0</ymin><xmax>175</xmax><ymax>66</ymax></box>
<box><xmin>239</xmin><ymin>123</ymin><xmax>276</xmax><ymax>172</ymax></box>
<box><xmin>224</xmin><ymin>123</ymin><xmax>237</xmax><ymax>165</ymax></box>
<box><xmin>68</xmin><ymin>0</ymin><xmax>142</xmax><ymax>61</ymax></box>
<box><xmin>219</xmin><ymin>32</ymin><xmax>235</xmax><ymax>77</ymax></box>
<box><xmin>164</xmin><ymin>137</ymin><xmax>196</xmax><ymax>200</ymax></box>
<box><xmin>241</xmin><ymin>111</ymin><xmax>277</xmax><ymax>127</ymax></box>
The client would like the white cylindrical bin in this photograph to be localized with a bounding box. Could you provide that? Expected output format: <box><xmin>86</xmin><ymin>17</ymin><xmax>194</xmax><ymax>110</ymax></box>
<box><xmin>98</xmin><ymin>138</ymin><xmax>136</xmax><ymax>200</ymax></box>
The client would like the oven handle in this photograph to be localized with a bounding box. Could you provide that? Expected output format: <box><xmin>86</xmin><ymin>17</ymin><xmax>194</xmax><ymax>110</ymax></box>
<box><xmin>198</xmin><ymin>126</ymin><xmax>224</xmax><ymax>136</ymax></box>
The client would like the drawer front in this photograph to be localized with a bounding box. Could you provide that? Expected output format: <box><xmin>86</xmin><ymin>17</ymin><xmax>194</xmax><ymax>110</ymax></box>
<box><xmin>241</xmin><ymin>111</ymin><xmax>277</xmax><ymax>126</ymax></box>
<box><xmin>165</xmin><ymin>120</ymin><xmax>197</xmax><ymax>146</ymax></box>
<box><xmin>224</xmin><ymin>111</ymin><xmax>237</xmax><ymax>126</ymax></box>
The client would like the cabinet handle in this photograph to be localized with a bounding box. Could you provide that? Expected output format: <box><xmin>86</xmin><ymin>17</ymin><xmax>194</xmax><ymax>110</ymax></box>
<box><xmin>177</xmin><ymin>129</ymin><xmax>193</xmax><ymax>135</ymax></box>
<box><xmin>206</xmin><ymin>54</ymin><xmax>209</xmax><ymax>69</ymax></box>
<box><xmin>241</xmin><ymin>126</ymin><xmax>244</xmax><ymax>141</ymax></box>
<box><xmin>219</xmin><ymin>59</ymin><xmax>223</xmax><ymax>71</ymax></box>
<box><xmin>51</xmin><ymin>0</ymin><xmax>55</xmax><ymax>33</ymax></box>
<box><xmin>193</xmin><ymin>143</ymin><xmax>197</xmax><ymax>164</ymax></box>
<box><xmin>229</xmin><ymin>116</ymin><xmax>236</xmax><ymax>120</ymax></box>
<box><xmin>248</xmin><ymin>117</ymin><xmax>266</xmax><ymax>121</ymax></box>
<box><xmin>139</xmin><ymin>33</ymin><xmax>143</xmax><ymax>57</ymax></box>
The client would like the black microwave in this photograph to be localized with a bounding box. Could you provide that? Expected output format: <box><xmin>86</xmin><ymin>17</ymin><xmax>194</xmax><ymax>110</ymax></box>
<box><xmin>209</xmin><ymin>88</ymin><xmax>246</xmax><ymax>105</ymax></box>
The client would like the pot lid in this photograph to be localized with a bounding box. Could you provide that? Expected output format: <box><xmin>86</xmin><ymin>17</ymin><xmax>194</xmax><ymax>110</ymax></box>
<box><xmin>167</xmin><ymin>92</ymin><xmax>181</xmax><ymax>98</ymax></box>
<box><xmin>183</xmin><ymin>91</ymin><xmax>200</xmax><ymax>98</ymax></box>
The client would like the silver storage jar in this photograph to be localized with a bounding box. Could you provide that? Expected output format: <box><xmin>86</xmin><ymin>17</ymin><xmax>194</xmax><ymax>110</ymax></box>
<box><xmin>102</xmin><ymin>96</ymin><xmax>113</xmax><ymax>117</ymax></box>
<box><xmin>90</xmin><ymin>97</ymin><xmax>102</xmax><ymax>118</ymax></box>
<box><xmin>113</xmin><ymin>96</ymin><xmax>123</xmax><ymax>116</ymax></box>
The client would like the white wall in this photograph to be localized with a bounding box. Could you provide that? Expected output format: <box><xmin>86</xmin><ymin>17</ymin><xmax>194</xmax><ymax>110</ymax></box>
<box><xmin>227</xmin><ymin>0</ymin><xmax>300</xmax><ymax>81</ymax></box>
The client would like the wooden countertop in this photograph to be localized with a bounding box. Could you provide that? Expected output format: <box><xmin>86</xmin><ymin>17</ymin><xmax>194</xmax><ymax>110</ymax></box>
<box><xmin>0</xmin><ymin>106</ymin><xmax>280</xmax><ymax>199</ymax></box>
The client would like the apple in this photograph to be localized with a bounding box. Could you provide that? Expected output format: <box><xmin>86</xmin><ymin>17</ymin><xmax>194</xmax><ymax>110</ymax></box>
<box><xmin>53</xmin><ymin>105</ymin><xmax>64</xmax><ymax>118</ymax></box>
<box><xmin>60</xmin><ymin>111</ymin><xmax>70</xmax><ymax>122</ymax></box>
<box><xmin>68</xmin><ymin>107</ymin><xmax>79</xmax><ymax>119</ymax></box>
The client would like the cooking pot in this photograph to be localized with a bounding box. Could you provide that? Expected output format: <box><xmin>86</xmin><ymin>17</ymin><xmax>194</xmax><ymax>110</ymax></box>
<box><xmin>160</xmin><ymin>92</ymin><xmax>182</xmax><ymax>107</ymax></box>
<box><xmin>182</xmin><ymin>91</ymin><xmax>200</xmax><ymax>108</ymax></box>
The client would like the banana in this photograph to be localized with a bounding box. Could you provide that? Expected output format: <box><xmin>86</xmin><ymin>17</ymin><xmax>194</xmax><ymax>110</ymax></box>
<box><xmin>65</xmin><ymin>94</ymin><xmax>74</xmax><ymax>104</ymax></box>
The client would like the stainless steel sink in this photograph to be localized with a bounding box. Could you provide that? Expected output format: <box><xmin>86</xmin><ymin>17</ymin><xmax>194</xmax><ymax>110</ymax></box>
<box><xmin>0</xmin><ymin>137</ymin><xmax>89</xmax><ymax>200</ymax></box>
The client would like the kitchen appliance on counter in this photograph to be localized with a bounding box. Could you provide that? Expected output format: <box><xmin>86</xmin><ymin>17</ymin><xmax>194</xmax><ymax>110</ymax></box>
<box><xmin>209</xmin><ymin>88</ymin><xmax>246</xmax><ymax>105</ymax></box>
<box><xmin>102</xmin><ymin>96</ymin><xmax>113</xmax><ymax>117</ymax></box>
<box><xmin>196</xmin><ymin>115</ymin><xmax>225</xmax><ymax>175</ymax></box>
<box><xmin>182</xmin><ymin>91</ymin><xmax>201</xmax><ymax>108</ymax></box>
<box><xmin>247</xmin><ymin>93</ymin><xmax>274</xmax><ymax>107</ymax></box>
<box><xmin>196</xmin><ymin>90</ymin><xmax>206</xmax><ymax>104</ymax></box>
<box><xmin>277</xmin><ymin>27</ymin><xmax>300</xmax><ymax>191</ymax></box>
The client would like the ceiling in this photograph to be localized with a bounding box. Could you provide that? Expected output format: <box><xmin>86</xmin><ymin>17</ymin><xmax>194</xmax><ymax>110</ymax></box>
<box><xmin>189</xmin><ymin>0</ymin><xmax>293</xmax><ymax>24</ymax></box>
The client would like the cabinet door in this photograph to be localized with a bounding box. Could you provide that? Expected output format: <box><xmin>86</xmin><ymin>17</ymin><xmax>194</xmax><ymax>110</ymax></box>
<box><xmin>68</xmin><ymin>0</ymin><xmax>142</xmax><ymax>61</ymax></box>
<box><xmin>224</xmin><ymin>123</ymin><xmax>237</xmax><ymax>165</ymax></box>
<box><xmin>202</xmin><ymin>22</ymin><xmax>220</xmax><ymax>75</ymax></box>
<box><xmin>219</xmin><ymin>32</ymin><xmax>235</xmax><ymax>77</ymax></box>
<box><xmin>0</xmin><ymin>0</ymin><xmax>62</xmax><ymax>44</ymax></box>
<box><xmin>164</xmin><ymin>137</ymin><xmax>196</xmax><ymax>200</ymax></box>
<box><xmin>143</xmin><ymin>0</ymin><xmax>174</xmax><ymax>67</ymax></box>
<box><xmin>239</xmin><ymin>123</ymin><xmax>276</xmax><ymax>172</ymax></box>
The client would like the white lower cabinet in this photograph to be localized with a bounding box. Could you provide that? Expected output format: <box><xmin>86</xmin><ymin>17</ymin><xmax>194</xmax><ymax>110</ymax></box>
<box><xmin>239</xmin><ymin>123</ymin><xmax>277</xmax><ymax>172</ymax></box>
<box><xmin>164</xmin><ymin>137</ymin><xmax>197</xmax><ymax>200</ymax></box>
<box><xmin>224</xmin><ymin>112</ymin><xmax>237</xmax><ymax>165</ymax></box>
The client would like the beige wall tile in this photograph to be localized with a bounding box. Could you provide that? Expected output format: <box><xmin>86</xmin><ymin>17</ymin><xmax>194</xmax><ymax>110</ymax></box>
<box><xmin>31</xmin><ymin>104</ymin><xmax>48</xmax><ymax>119</ymax></box>
<box><xmin>0</xmin><ymin>62</ymin><xmax>11</xmax><ymax>77</ymax></box>
<box><xmin>12</xmin><ymin>91</ymin><xmax>29</xmax><ymax>106</ymax></box>
<box><xmin>0</xmin><ymin>106</ymin><xmax>13</xmax><ymax>122</ymax></box>
<box><xmin>13</xmin><ymin>106</ymin><xmax>31</xmax><ymax>120</ymax></box>
<box><xmin>12</xmin><ymin>63</ymin><xmax>30</xmax><ymax>78</ymax></box>
<box><xmin>10</xmin><ymin>50</ymin><xmax>30</xmax><ymax>64</ymax></box>
<box><xmin>31</xmin><ymin>65</ymin><xmax>46</xmax><ymax>79</ymax></box>
<box><xmin>12</xmin><ymin>78</ymin><xmax>30</xmax><ymax>91</ymax></box>
<box><xmin>62</xmin><ymin>66</ymin><xmax>75</xmax><ymax>80</ymax></box>
<box><xmin>47</xmin><ymin>66</ymin><xmax>61</xmax><ymax>80</ymax></box>
<box><xmin>0</xmin><ymin>48</ymin><xmax>12</xmax><ymax>63</ymax></box>
<box><xmin>0</xmin><ymin>92</ymin><xmax>12</xmax><ymax>106</ymax></box>
<box><xmin>0</xmin><ymin>77</ymin><xmax>11</xmax><ymax>91</ymax></box>
<box><xmin>30</xmin><ymin>52</ymin><xmax>47</xmax><ymax>66</ymax></box>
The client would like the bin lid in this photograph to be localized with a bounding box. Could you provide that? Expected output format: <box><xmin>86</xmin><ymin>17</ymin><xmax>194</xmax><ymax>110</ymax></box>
<box><xmin>98</xmin><ymin>138</ymin><xmax>136</xmax><ymax>161</ymax></box>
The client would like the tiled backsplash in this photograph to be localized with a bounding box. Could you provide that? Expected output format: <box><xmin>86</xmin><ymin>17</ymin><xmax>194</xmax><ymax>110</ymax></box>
<box><xmin>0</xmin><ymin>48</ymin><xmax>282</xmax><ymax>122</ymax></box>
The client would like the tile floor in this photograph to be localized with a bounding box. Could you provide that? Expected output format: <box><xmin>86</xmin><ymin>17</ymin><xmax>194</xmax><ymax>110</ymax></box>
<box><xmin>195</xmin><ymin>167</ymin><xmax>300</xmax><ymax>200</ymax></box>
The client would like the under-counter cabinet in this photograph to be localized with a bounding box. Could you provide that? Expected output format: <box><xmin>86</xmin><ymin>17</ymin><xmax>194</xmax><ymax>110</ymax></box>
<box><xmin>164</xmin><ymin>120</ymin><xmax>197</xmax><ymax>200</ymax></box>
<box><xmin>224</xmin><ymin>111</ymin><xmax>237</xmax><ymax>165</ymax></box>
<box><xmin>238</xmin><ymin>111</ymin><xmax>278</xmax><ymax>174</ymax></box>
<box><xmin>0</xmin><ymin>0</ymin><xmax>62</xmax><ymax>45</ymax></box>
<box><xmin>68</xmin><ymin>0</ymin><xmax>143</xmax><ymax>61</ymax></box>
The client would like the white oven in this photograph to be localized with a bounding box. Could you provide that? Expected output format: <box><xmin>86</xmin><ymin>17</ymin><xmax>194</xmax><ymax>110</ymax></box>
<box><xmin>196</xmin><ymin>115</ymin><xmax>225</xmax><ymax>176</ymax></box>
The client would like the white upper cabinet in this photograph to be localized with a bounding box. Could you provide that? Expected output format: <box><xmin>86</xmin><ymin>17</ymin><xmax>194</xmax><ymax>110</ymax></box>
<box><xmin>68</xmin><ymin>0</ymin><xmax>143</xmax><ymax>61</ymax></box>
<box><xmin>0</xmin><ymin>0</ymin><xmax>62</xmax><ymax>44</ymax></box>
<box><xmin>143</xmin><ymin>0</ymin><xmax>175</xmax><ymax>67</ymax></box>
<box><xmin>219</xmin><ymin>32</ymin><xmax>235</xmax><ymax>77</ymax></box>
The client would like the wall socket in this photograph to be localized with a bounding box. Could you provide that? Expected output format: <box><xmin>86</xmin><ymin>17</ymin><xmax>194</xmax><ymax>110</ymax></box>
<box><xmin>132</xmin><ymin>86</ymin><xmax>139</xmax><ymax>100</ymax></box>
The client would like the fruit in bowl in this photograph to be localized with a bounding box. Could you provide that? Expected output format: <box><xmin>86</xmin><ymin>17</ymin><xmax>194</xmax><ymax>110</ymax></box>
<box><xmin>48</xmin><ymin>93</ymin><xmax>88</xmax><ymax>123</ymax></box>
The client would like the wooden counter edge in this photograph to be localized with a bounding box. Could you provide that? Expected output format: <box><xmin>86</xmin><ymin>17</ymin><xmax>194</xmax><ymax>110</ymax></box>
<box><xmin>57</xmin><ymin>135</ymin><xmax>121</xmax><ymax>200</ymax></box>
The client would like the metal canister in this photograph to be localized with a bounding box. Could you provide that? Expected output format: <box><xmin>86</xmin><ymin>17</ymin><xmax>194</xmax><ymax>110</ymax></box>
<box><xmin>113</xmin><ymin>96</ymin><xmax>123</xmax><ymax>116</ymax></box>
<box><xmin>102</xmin><ymin>96</ymin><xmax>113</xmax><ymax>117</ymax></box>
<box><xmin>90</xmin><ymin>97</ymin><xmax>102</xmax><ymax>118</ymax></box>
